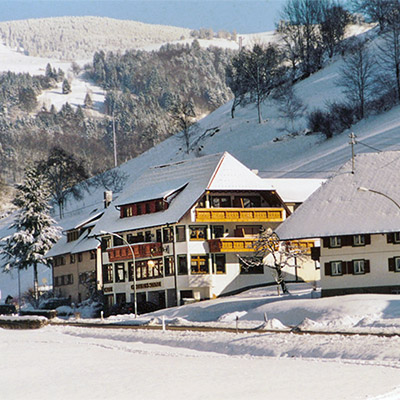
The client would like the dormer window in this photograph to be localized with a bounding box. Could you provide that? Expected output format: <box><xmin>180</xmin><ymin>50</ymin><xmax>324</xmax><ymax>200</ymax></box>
<box><xmin>67</xmin><ymin>230</ymin><xmax>80</xmax><ymax>242</ymax></box>
<box><xmin>120</xmin><ymin>199</ymin><xmax>168</xmax><ymax>219</ymax></box>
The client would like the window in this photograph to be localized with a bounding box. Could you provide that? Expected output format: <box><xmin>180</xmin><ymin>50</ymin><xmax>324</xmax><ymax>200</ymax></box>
<box><xmin>395</xmin><ymin>232</ymin><xmax>400</xmax><ymax>243</ymax></box>
<box><xmin>67</xmin><ymin>230</ymin><xmax>80</xmax><ymax>242</ymax></box>
<box><xmin>77</xmin><ymin>253</ymin><xmax>83</xmax><ymax>262</ymax></box>
<box><xmin>163</xmin><ymin>227</ymin><xmax>174</xmax><ymax>243</ymax></box>
<box><xmin>213</xmin><ymin>254</ymin><xmax>226</xmax><ymax>274</ymax></box>
<box><xmin>177</xmin><ymin>255</ymin><xmax>188</xmax><ymax>275</ymax></box>
<box><xmin>164</xmin><ymin>256</ymin><xmax>175</xmax><ymax>276</ymax></box>
<box><xmin>191</xmin><ymin>255</ymin><xmax>209</xmax><ymax>274</ymax></box>
<box><xmin>331</xmin><ymin>261</ymin><xmax>342</xmax><ymax>276</ymax></box>
<box><xmin>156</xmin><ymin>229</ymin><xmax>162</xmax><ymax>243</ymax></box>
<box><xmin>175</xmin><ymin>226</ymin><xmax>186</xmax><ymax>242</ymax></box>
<box><xmin>113</xmin><ymin>235</ymin><xmax>124</xmax><ymax>246</ymax></box>
<box><xmin>236</xmin><ymin>225</ymin><xmax>262</xmax><ymax>237</ymax></box>
<box><xmin>101</xmin><ymin>236</ymin><xmax>111</xmax><ymax>251</ymax></box>
<box><xmin>156</xmin><ymin>200</ymin><xmax>164</xmax><ymax>212</ymax></box>
<box><xmin>54</xmin><ymin>256</ymin><xmax>66</xmax><ymax>266</ymax></box>
<box><xmin>239</xmin><ymin>257</ymin><xmax>263</xmax><ymax>274</ymax></box>
<box><xmin>211</xmin><ymin>225</ymin><xmax>224</xmax><ymax>239</ymax></box>
<box><xmin>54</xmin><ymin>274</ymin><xmax>73</xmax><ymax>286</ymax></box>
<box><xmin>145</xmin><ymin>203</ymin><xmax>151</xmax><ymax>214</ymax></box>
<box><xmin>103</xmin><ymin>264</ymin><xmax>113</xmax><ymax>283</ymax></box>
<box><xmin>211</xmin><ymin>196</ymin><xmax>231</xmax><ymax>208</ymax></box>
<box><xmin>395</xmin><ymin>257</ymin><xmax>400</xmax><ymax>272</ymax></box>
<box><xmin>131</xmin><ymin>259</ymin><xmax>163</xmax><ymax>280</ymax></box>
<box><xmin>353</xmin><ymin>235</ymin><xmax>365</xmax><ymax>246</ymax></box>
<box><xmin>115</xmin><ymin>263</ymin><xmax>126</xmax><ymax>282</ymax></box>
<box><xmin>329</xmin><ymin>236</ymin><xmax>341</xmax><ymax>248</ymax></box>
<box><xmin>90</xmin><ymin>250</ymin><xmax>96</xmax><ymax>259</ymax></box>
<box><xmin>70</xmin><ymin>254</ymin><xmax>75</xmax><ymax>264</ymax></box>
<box><xmin>189</xmin><ymin>225</ymin><xmax>207</xmax><ymax>240</ymax></box>
<box><xmin>137</xmin><ymin>204</ymin><xmax>143</xmax><ymax>215</ymax></box>
<box><xmin>353</xmin><ymin>260</ymin><xmax>365</xmax><ymax>275</ymax></box>
<box><xmin>145</xmin><ymin>231</ymin><xmax>152</xmax><ymax>242</ymax></box>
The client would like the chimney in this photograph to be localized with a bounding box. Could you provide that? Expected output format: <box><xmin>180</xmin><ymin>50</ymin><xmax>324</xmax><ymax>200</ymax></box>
<box><xmin>104</xmin><ymin>191</ymin><xmax>113</xmax><ymax>208</ymax></box>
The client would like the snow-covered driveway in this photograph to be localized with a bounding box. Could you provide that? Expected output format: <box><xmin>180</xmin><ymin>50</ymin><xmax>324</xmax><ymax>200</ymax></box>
<box><xmin>1</xmin><ymin>325</ymin><xmax>399</xmax><ymax>400</ymax></box>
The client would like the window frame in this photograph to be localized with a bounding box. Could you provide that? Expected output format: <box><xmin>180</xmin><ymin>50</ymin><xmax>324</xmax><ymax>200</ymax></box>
<box><xmin>353</xmin><ymin>259</ymin><xmax>365</xmax><ymax>275</ymax></box>
<box><xmin>394</xmin><ymin>257</ymin><xmax>400</xmax><ymax>272</ymax></box>
<box><xmin>330</xmin><ymin>260</ymin><xmax>342</xmax><ymax>276</ymax></box>
<box><xmin>190</xmin><ymin>255</ymin><xmax>209</xmax><ymax>275</ymax></box>
<box><xmin>353</xmin><ymin>235</ymin><xmax>365</xmax><ymax>247</ymax></box>
<box><xmin>114</xmin><ymin>262</ymin><xmax>126</xmax><ymax>282</ymax></box>
<box><xmin>189</xmin><ymin>225</ymin><xmax>207</xmax><ymax>241</ymax></box>
<box><xmin>329</xmin><ymin>236</ymin><xmax>342</xmax><ymax>248</ymax></box>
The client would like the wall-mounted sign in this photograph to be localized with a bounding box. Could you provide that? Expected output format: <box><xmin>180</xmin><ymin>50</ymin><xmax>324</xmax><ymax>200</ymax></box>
<box><xmin>103</xmin><ymin>287</ymin><xmax>113</xmax><ymax>293</ymax></box>
<box><xmin>133</xmin><ymin>281</ymin><xmax>162</xmax><ymax>290</ymax></box>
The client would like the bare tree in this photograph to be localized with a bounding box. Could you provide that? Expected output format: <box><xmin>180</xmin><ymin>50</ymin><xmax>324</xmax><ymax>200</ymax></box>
<box><xmin>338</xmin><ymin>38</ymin><xmax>377</xmax><ymax>119</ymax></box>
<box><xmin>376</xmin><ymin>3</ymin><xmax>400</xmax><ymax>102</ymax></box>
<box><xmin>279</xmin><ymin>0</ymin><xmax>327</xmax><ymax>76</ymax></box>
<box><xmin>274</xmin><ymin>83</ymin><xmax>307</xmax><ymax>133</ymax></box>
<box><xmin>169</xmin><ymin>98</ymin><xmax>197</xmax><ymax>154</ymax></box>
<box><xmin>351</xmin><ymin>0</ymin><xmax>397</xmax><ymax>31</ymax></box>
<box><xmin>239</xmin><ymin>229</ymin><xmax>308</xmax><ymax>295</ymax></box>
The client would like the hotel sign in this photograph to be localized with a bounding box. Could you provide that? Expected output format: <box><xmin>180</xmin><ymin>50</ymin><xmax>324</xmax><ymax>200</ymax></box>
<box><xmin>133</xmin><ymin>281</ymin><xmax>162</xmax><ymax>290</ymax></box>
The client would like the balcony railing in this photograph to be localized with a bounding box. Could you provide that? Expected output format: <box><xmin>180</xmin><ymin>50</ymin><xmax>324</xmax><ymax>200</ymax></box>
<box><xmin>107</xmin><ymin>242</ymin><xmax>162</xmax><ymax>262</ymax></box>
<box><xmin>208</xmin><ymin>238</ymin><xmax>257</xmax><ymax>253</ymax></box>
<box><xmin>208</xmin><ymin>238</ymin><xmax>315</xmax><ymax>254</ymax></box>
<box><xmin>195</xmin><ymin>207</ymin><xmax>285</xmax><ymax>223</ymax></box>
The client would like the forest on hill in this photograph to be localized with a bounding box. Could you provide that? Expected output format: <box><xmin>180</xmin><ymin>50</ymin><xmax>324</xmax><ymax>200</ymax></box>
<box><xmin>0</xmin><ymin>17</ymin><xmax>191</xmax><ymax>60</ymax></box>
<box><xmin>0</xmin><ymin>41</ymin><xmax>234</xmax><ymax>194</ymax></box>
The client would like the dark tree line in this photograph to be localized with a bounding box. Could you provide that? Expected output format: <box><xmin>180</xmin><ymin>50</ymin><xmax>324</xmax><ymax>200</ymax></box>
<box><xmin>86</xmin><ymin>41</ymin><xmax>234</xmax><ymax>161</ymax></box>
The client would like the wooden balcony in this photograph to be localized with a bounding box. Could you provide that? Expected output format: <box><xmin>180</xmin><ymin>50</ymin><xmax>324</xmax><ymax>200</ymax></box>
<box><xmin>286</xmin><ymin>240</ymin><xmax>315</xmax><ymax>255</ymax></box>
<box><xmin>107</xmin><ymin>242</ymin><xmax>162</xmax><ymax>262</ymax></box>
<box><xmin>195</xmin><ymin>207</ymin><xmax>285</xmax><ymax>223</ymax></box>
<box><xmin>208</xmin><ymin>238</ymin><xmax>257</xmax><ymax>253</ymax></box>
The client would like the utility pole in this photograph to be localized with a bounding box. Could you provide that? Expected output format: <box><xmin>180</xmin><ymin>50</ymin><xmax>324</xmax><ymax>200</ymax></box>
<box><xmin>112</xmin><ymin>109</ymin><xmax>118</xmax><ymax>167</ymax></box>
<box><xmin>349</xmin><ymin>132</ymin><xmax>357</xmax><ymax>174</ymax></box>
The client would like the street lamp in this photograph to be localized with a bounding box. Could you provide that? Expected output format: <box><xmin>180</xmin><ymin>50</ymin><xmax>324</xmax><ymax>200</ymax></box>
<box><xmin>99</xmin><ymin>230</ymin><xmax>137</xmax><ymax>318</ymax></box>
<box><xmin>357</xmin><ymin>187</ymin><xmax>400</xmax><ymax>211</ymax></box>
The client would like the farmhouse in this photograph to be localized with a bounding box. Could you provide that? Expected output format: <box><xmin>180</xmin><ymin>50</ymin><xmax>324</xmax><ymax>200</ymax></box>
<box><xmin>276</xmin><ymin>151</ymin><xmax>400</xmax><ymax>297</ymax></box>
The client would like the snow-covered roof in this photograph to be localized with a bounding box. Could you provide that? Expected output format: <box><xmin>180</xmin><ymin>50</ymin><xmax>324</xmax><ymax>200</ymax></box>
<box><xmin>276</xmin><ymin>151</ymin><xmax>400</xmax><ymax>240</ymax></box>
<box><xmin>262</xmin><ymin>179</ymin><xmax>325</xmax><ymax>203</ymax></box>
<box><xmin>116</xmin><ymin>179</ymin><xmax>188</xmax><ymax>206</ymax></box>
<box><xmin>92</xmin><ymin>152</ymin><xmax>276</xmax><ymax>235</ymax></box>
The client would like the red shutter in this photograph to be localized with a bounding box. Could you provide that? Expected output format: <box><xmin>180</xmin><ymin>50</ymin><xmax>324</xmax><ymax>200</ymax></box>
<box><xmin>364</xmin><ymin>260</ymin><xmax>370</xmax><ymax>273</ymax></box>
<box><xmin>389</xmin><ymin>258</ymin><xmax>395</xmax><ymax>272</ymax></box>
<box><xmin>324</xmin><ymin>263</ymin><xmax>331</xmax><ymax>276</ymax></box>
<box><xmin>323</xmin><ymin>237</ymin><xmax>330</xmax><ymax>248</ymax></box>
<box><xmin>365</xmin><ymin>234</ymin><xmax>371</xmax><ymax>245</ymax></box>
<box><xmin>120</xmin><ymin>207</ymin><xmax>124</xmax><ymax>218</ymax></box>
<box><xmin>387</xmin><ymin>233</ymin><xmax>394</xmax><ymax>243</ymax></box>
<box><xmin>348</xmin><ymin>261</ymin><xmax>354</xmax><ymax>275</ymax></box>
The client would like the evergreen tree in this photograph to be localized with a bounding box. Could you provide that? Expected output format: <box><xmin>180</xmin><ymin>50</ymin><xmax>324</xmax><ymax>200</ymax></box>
<box><xmin>62</xmin><ymin>78</ymin><xmax>71</xmax><ymax>94</ymax></box>
<box><xmin>1</xmin><ymin>166</ymin><xmax>61</xmax><ymax>304</ymax></box>
<box><xmin>84</xmin><ymin>91</ymin><xmax>93</xmax><ymax>108</ymax></box>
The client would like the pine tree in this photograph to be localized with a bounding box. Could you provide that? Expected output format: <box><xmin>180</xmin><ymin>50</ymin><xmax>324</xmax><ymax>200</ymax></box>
<box><xmin>62</xmin><ymin>78</ymin><xmax>71</xmax><ymax>94</ymax></box>
<box><xmin>1</xmin><ymin>166</ymin><xmax>61</xmax><ymax>305</ymax></box>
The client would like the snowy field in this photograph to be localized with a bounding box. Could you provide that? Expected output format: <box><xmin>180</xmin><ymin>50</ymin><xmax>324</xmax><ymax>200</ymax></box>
<box><xmin>2</xmin><ymin>284</ymin><xmax>400</xmax><ymax>400</ymax></box>
<box><xmin>2</xmin><ymin>325</ymin><xmax>400</xmax><ymax>400</ymax></box>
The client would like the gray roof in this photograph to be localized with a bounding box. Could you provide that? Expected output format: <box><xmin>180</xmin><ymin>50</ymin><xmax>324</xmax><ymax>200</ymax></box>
<box><xmin>276</xmin><ymin>151</ymin><xmax>400</xmax><ymax>240</ymax></box>
<box><xmin>92</xmin><ymin>152</ymin><xmax>275</xmax><ymax>236</ymax></box>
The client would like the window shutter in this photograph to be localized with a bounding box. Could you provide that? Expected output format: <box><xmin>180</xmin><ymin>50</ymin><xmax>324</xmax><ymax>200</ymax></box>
<box><xmin>348</xmin><ymin>261</ymin><xmax>354</xmax><ymax>275</ymax></box>
<box><xmin>364</xmin><ymin>234</ymin><xmax>371</xmax><ymax>245</ymax></box>
<box><xmin>311</xmin><ymin>246</ymin><xmax>320</xmax><ymax>261</ymax></box>
<box><xmin>324</xmin><ymin>263</ymin><xmax>331</xmax><ymax>276</ymax></box>
<box><xmin>342</xmin><ymin>235</ymin><xmax>352</xmax><ymax>247</ymax></box>
<box><xmin>323</xmin><ymin>237</ymin><xmax>330</xmax><ymax>248</ymax></box>
<box><xmin>342</xmin><ymin>261</ymin><xmax>348</xmax><ymax>275</ymax></box>
<box><xmin>389</xmin><ymin>258</ymin><xmax>395</xmax><ymax>272</ymax></box>
<box><xmin>387</xmin><ymin>233</ymin><xmax>394</xmax><ymax>243</ymax></box>
<box><xmin>364</xmin><ymin>260</ymin><xmax>370</xmax><ymax>273</ymax></box>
